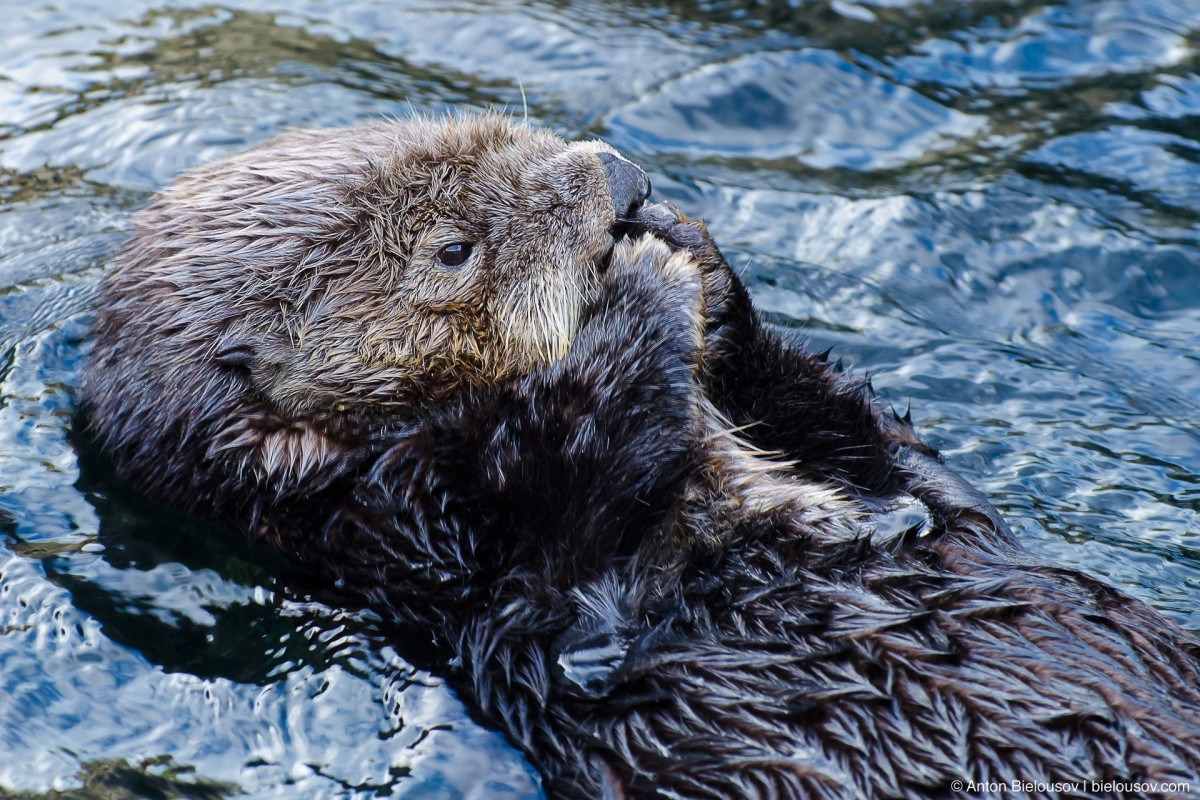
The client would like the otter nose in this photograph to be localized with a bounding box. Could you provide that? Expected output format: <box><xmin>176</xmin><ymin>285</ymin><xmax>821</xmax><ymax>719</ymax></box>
<box><xmin>598</xmin><ymin>152</ymin><xmax>651</xmax><ymax>220</ymax></box>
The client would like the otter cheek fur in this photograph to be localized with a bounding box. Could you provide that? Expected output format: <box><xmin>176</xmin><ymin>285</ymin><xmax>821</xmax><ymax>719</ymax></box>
<box><xmin>83</xmin><ymin>116</ymin><xmax>1200</xmax><ymax>799</ymax></box>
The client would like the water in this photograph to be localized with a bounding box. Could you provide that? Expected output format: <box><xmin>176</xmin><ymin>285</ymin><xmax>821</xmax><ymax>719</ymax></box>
<box><xmin>2</xmin><ymin>0</ymin><xmax>1199</xmax><ymax>796</ymax></box>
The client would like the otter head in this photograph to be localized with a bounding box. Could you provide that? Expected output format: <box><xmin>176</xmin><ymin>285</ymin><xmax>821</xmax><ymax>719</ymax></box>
<box><xmin>83</xmin><ymin>115</ymin><xmax>650</xmax><ymax>525</ymax></box>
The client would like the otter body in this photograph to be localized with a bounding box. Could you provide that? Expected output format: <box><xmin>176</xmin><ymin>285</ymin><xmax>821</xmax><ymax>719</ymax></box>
<box><xmin>84</xmin><ymin>116</ymin><xmax>1200</xmax><ymax>799</ymax></box>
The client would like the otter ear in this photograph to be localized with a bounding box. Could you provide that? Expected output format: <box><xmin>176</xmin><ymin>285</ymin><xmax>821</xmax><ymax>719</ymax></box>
<box><xmin>213</xmin><ymin>334</ymin><xmax>292</xmax><ymax>396</ymax></box>
<box><xmin>214</xmin><ymin>340</ymin><xmax>258</xmax><ymax>371</ymax></box>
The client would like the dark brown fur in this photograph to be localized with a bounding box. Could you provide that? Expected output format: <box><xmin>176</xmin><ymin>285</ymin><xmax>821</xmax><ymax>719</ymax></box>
<box><xmin>83</xmin><ymin>115</ymin><xmax>1200</xmax><ymax>799</ymax></box>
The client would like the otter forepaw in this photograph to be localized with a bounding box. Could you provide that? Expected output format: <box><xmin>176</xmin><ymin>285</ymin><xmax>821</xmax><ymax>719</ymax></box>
<box><xmin>636</xmin><ymin>203</ymin><xmax>742</xmax><ymax>356</ymax></box>
<box><xmin>609</xmin><ymin>232</ymin><xmax>700</xmax><ymax>291</ymax></box>
<box><xmin>636</xmin><ymin>202</ymin><xmax>710</xmax><ymax>258</ymax></box>
<box><xmin>608</xmin><ymin>232</ymin><xmax>690</xmax><ymax>277</ymax></box>
<box><xmin>606</xmin><ymin>234</ymin><xmax>705</xmax><ymax>351</ymax></box>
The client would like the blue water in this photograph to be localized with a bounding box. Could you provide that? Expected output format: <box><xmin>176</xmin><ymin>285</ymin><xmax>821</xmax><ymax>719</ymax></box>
<box><xmin>1</xmin><ymin>1</ymin><xmax>1198</xmax><ymax>796</ymax></box>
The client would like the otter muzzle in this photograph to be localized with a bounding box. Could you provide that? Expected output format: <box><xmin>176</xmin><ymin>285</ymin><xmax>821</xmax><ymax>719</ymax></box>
<box><xmin>598</xmin><ymin>152</ymin><xmax>651</xmax><ymax>220</ymax></box>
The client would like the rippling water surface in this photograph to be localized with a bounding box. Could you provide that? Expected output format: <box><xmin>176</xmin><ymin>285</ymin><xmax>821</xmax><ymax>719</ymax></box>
<box><xmin>2</xmin><ymin>1</ymin><xmax>1199</xmax><ymax>796</ymax></box>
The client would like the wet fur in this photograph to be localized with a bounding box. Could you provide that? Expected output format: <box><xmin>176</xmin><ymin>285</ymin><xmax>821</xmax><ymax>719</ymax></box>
<box><xmin>84</xmin><ymin>116</ymin><xmax>1200</xmax><ymax>798</ymax></box>
<box><xmin>86</xmin><ymin>116</ymin><xmax>614</xmax><ymax>534</ymax></box>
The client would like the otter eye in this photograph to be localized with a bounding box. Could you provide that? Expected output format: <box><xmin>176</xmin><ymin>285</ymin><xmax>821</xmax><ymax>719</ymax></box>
<box><xmin>435</xmin><ymin>242</ymin><xmax>473</xmax><ymax>268</ymax></box>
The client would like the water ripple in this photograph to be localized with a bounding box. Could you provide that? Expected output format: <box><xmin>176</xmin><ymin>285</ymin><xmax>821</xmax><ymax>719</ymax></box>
<box><xmin>1</xmin><ymin>0</ymin><xmax>1199</xmax><ymax>796</ymax></box>
<box><xmin>608</xmin><ymin>49</ymin><xmax>986</xmax><ymax>169</ymax></box>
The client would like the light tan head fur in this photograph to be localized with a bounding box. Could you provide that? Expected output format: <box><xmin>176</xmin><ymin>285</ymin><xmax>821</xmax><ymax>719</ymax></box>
<box><xmin>85</xmin><ymin>114</ymin><xmax>632</xmax><ymax>516</ymax></box>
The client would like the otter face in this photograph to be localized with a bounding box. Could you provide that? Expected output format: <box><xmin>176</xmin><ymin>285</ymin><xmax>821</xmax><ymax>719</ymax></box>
<box><xmin>294</xmin><ymin>118</ymin><xmax>649</xmax><ymax>412</ymax></box>
<box><xmin>222</xmin><ymin>116</ymin><xmax>646</xmax><ymax>413</ymax></box>
<box><xmin>84</xmin><ymin>115</ymin><xmax>650</xmax><ymax>514</ymax></box>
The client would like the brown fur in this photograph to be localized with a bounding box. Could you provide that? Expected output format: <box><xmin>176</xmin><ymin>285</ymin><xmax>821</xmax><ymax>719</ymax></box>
<box><xmin>83</xmin><ymin>115</ymin><xmax>1200</xmax><ymax>799</ymax></box>
<box><xmin>86</xmin><ymin>115</ymin><xmax>623</xmax><ymax>527</ymax></box>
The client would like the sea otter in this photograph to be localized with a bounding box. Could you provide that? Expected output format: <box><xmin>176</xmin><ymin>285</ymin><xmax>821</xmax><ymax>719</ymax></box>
<box><xmin>83</xmin><ymin>115</ymin><xmax>1200</xmax><ymax>799</ymax></box>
